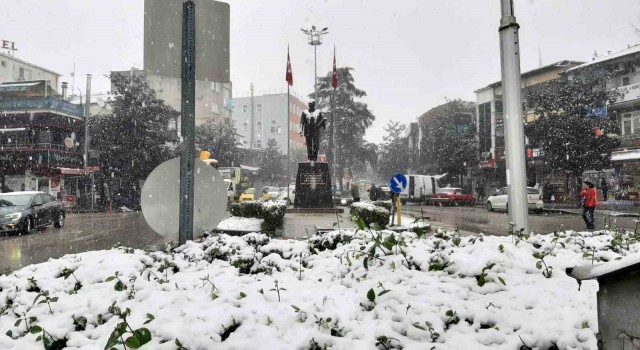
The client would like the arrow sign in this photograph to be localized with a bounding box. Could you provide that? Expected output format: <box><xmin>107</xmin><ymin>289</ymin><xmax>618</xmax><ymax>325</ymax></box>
<box><xmin>389</xmin><ymin>173</ymin><xmax>407</xmax><ymax>193</ymax></box>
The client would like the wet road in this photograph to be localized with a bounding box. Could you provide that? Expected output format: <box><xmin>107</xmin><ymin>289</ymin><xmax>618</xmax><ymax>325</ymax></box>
<box><xmin>402</xmin><ymin>203</ymin><xmax>639</xmax><ymax>236</ymax></box>
<box><xmin>0</xmin><ymin>212</ymin><xmax>169</xmax><ymax>274</ymax></box>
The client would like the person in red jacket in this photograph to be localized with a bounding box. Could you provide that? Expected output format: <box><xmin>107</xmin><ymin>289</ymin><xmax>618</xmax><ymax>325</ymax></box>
<box><xmin>580</xmin><ymin>181</ymin><xmax>597</xmax><ymax>229</ymax></box>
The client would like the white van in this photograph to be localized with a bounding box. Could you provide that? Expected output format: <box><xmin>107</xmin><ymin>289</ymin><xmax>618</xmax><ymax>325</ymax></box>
<box><xmin>399</xmin><ymin>174</ymin><xmax>444</xmax><ymax>204</ymax></box>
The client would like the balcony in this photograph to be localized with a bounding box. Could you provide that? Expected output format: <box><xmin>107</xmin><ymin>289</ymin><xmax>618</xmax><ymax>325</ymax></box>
<box><xmin>0</xmin><ymin>97</ymin><xmax>84</xmax><ymax>118</ymax></box>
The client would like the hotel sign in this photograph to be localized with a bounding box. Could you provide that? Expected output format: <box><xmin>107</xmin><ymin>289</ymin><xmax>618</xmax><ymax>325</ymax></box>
<box><xmin>617</xmin><ymin>82</ymin><xmax>640</xmax><ymax>103</ymax></box>
<box><xmin>1</xmin><ymin>40</ymin><xmax>17</xmax><ymax>52</ymax></box>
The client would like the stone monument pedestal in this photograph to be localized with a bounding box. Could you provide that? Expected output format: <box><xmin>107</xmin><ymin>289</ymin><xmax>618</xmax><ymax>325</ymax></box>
<box><xmin>294</xmin><ymin>162</ymin><xmax>333</xmax><ymax>208</ymax></box>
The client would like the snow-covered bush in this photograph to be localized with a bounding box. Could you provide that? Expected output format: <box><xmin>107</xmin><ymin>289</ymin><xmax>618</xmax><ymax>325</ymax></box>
<box><xmin>228</xmin><ymin>201</ymin><xmax>286</xmax><ymax>232</ymax></box>
<box><xmin>350</xmin><ymin>201</ymin><xmax>390</xmax><ymax>229</ymax></box>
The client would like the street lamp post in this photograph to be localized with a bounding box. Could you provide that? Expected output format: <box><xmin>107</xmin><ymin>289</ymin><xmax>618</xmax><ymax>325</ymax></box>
<box><xmin>300</xmin><ymin>25</ymin><xmax>329</xmax><ymax>98</ymax></box>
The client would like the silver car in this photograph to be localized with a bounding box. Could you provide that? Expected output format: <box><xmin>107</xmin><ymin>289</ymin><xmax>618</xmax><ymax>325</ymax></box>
<box><xmin>486</xmin><ymin>187</ymin><xmax>544</xmax><ymax>212</ymax></box>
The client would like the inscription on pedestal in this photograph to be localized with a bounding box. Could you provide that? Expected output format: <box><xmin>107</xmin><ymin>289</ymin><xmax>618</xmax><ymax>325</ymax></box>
<box><xmin>294</xmin><ymin>162</ymin><xmax>333</xmax><ymax>208</ymax></box>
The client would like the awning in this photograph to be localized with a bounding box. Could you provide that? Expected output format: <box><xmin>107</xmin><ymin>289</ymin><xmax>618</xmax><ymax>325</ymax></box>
<box><xmin>240</xmin><ymin>164</ymin><xmax>260</xmax><ymax>172</ymax></box>
<box><xmin>0</xmin><ymin>81</ymin><xmax>42</xmax><ymax>92</ymax></box>
<box><xmin>57</xmin><ymin>167</ymin><xmax>100</xmax><ymax>175</ymax></box>
<box><xmin>611</xmin><ymin>150</ymin><xmax>640</xmax><ymax>162</ymax></box>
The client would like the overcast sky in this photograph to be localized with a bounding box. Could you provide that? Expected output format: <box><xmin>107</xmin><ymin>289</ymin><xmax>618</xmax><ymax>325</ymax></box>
<box><xmin>3</xmin><ymin>0</ymin><xmax>639</xmax><ymax>143</ymax></box>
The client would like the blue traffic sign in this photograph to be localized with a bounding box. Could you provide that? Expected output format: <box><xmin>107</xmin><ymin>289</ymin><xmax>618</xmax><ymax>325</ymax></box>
<box><xmin>389</xmin><ymin>173</ymin><xmax>407</xmax><ymax>193</ymax></box>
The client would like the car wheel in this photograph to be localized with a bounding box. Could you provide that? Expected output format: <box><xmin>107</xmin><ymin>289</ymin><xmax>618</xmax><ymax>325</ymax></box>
<box><xmin>22</xmin><ymin>217</ymin><xmax>34</xmax><ymax>234</ymax></box>
<box><xmin>487</xmin><ymin>201</ymin><xmax>493</xmax><ymax>212</ymax></box>
<box><xmin>54</xmin><ymin>212</ymin><xmax>65</xmax><ymax>228</ymax></box>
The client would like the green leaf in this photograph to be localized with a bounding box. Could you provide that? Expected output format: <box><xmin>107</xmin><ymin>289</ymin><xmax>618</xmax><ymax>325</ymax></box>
<box><xmin>477</xmin><ymin>275</ymin><xmax>486</xmax><ymax>287</ymax></box>
<box><xmin>14</xmin><ymin>319</ymin><xmax>22</xmax><ymax>327</ymax></box>
<box><xmin>133</xmin><ymin>328</ymin><xmax>152</xmax><ymax>346</ymax></box>
<box><xmin>175</xmin><ymin>338</ymin><xmax>183</xmax><ymax>346</ymax></box>
<box><xmin>35</xmin><ymin>335</ymin><xmax>42</xmax><ymax>342</ymax></box>
<box><xmin>105</xmin><ymin>276</ymin><xmax>116</xmax><ymax>282</ymax></box>
<box><xmin>30</xmin><ymin>325</ymin><xmax>42</xmax><ymax>334</ymax></box>
<box><xmin>536</xmin><ymin>261</ymin><xmax>543</xmax><ymax>270</ymax></box>
<box><xmin>114</xmin><ymin>281</ymin><xmax>126</xmax><ymax>291</ymax></box>
<box><xmin>5</xmin><ymin>330</ymin><xmax>12</xmax><ymax>337</ymax></box>
<box><xmin>51</xmin><ymin>297</ymin><xmax>58</xmax><ymax>302</ymax></box>
<box><xmin>581</xmin><ymin>321</ymin><xmax>589</xmax><ymax>329</ymax></box>
<box><xmin>239</xmin><ymin>292</ymin><xmax>247</xmax><ymax>299</ymax></box>
<box><xmin>291</xmin><ymin>305</ymin><xmax>300</xmax><ymax>312</ymax></box>
<box><xmin>326</xmin><ymin>317</ymin><xmax>332</xmax><ymax>323</ymax></box>
<box><xmin>445</xmin><ymin>310</ymin><xmax>454</xmax><ymax>317</ymax></box>
<box><xmin>124</xmin><ymin>336</ymin><xmax>141</xmax><ymax>348</ymax></box>
<box><xmin>363</xmin><ymin>257</ymin><xmax>369</xmax><ymax>270</ymax></box>
<box><xmin>356</xmin><ymin>218</ymin><xmax>366</xmax><ymax>230</ymax></box>
<box><xmin>366</xmin><ymin>288</ymin><xmax>376</xmax><ymax>303</ymax></box>
<box><xmin>346</xmin><ymin>254</ymin><xmax>352</xmax><ymax>266</ymax></box>
<box><xmin>105</xmin><ymin>334</ymin><xmax>120</xmax><ymax>350</ymax></box>
<box><xmin>144</xmin><ymin>313</ymin><xmax>155</xmax><ymax>325</ymax></box>
<box><xmin>378</xmin><ymin>290</ymin><xmax>390</xmax><ymax>297</ymax></box>
<box><xmin>33</xmin><ymin>294</ymin><xmax>42</xmax><ymax>305</ymax></box>
<box><xmin>413</xmin><ymin>323</ymin><xmax>426</xmax><ymax>330</ymax></box>
<box><xmin>498</xmin><ymin>276</ymin><xmax>506</xmax><ymax>286</ymax></box>
<box><xmin>583</xmin><ymin>252</ymin><xmax>592</xmax><ymax>257</ymax></box>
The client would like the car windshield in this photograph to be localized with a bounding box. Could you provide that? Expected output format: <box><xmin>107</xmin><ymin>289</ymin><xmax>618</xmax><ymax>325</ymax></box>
<box><xmin>527</xmin><ymin>188</ymin><xmax>539</xmax><ymax>194</ymax></box>
<box><xmin>0</xmin><ymin>194</ymin><xmax>33</xmax><ymax>206</ymax></box>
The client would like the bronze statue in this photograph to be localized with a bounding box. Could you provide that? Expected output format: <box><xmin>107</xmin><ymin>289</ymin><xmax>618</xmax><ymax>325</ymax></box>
<box><xmin>299</xmin><ymin>100</ymin><xmax>326</xmax><ymax>161</ymax></box>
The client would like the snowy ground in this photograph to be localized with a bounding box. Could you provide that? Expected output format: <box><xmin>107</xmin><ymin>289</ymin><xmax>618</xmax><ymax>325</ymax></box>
<box><xmin>1</xmin><ymin>225</ymin><xmax>638</xmax><ymax>350</ymax></box>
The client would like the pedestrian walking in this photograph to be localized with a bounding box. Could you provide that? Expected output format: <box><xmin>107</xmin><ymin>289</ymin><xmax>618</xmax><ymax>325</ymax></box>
<box><xmin>600</xmin><ymin>177</ymin><xmax>609</xmax><ymax>201</ymax></box>
<box><xmin>351</xmin><ymin>183</ymin><xmax>360</xmax><ymax>203</ymax></box>
<box><xmin>369</xmin><ymin>184</ymin><xmax>378</xmax><ymax>201</ymax></box>
<box><xmin>580</xmin><ymin>181</ymin><xmax>597</xmax><ymax>230</ymax></box>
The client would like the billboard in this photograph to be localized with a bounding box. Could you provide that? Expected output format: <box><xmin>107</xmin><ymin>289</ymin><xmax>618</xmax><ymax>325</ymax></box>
<box><xmin>144</xmin><ymin>0</ymin><xmax>230</xmax><ymax>83</ymax></box>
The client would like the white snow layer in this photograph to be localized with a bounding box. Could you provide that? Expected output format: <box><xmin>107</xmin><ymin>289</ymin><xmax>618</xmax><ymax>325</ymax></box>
<box><xmin>1</xmin><ymin>228</ymin><xmax>638</xmax><ymax>350</ymax></box>
<box><xmin>216</xmin><ymin>216</ymin><xmax>263</xmax><ymax>231</ymax></box>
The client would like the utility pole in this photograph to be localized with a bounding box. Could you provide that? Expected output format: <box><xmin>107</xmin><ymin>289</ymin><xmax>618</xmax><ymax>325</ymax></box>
<box><xmin>179</xmin><ymin>0</ymin><xmax>196</xmax><ymax>244</ymax></box>
<box><xmin>84</xmin><ymin>74</ymin><xmax>92</xmax><ymax>169</ymax></box>
<box><xmin>499</xmin><ymin>0</ymin><xmax>529</xmax><ymax>233</ymax></box>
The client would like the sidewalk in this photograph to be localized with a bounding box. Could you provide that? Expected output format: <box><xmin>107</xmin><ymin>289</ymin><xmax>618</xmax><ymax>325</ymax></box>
<box><xmin>544</xmin><ymin>200</ymin><xmax>640</xmax><ymax>217</ymax></box>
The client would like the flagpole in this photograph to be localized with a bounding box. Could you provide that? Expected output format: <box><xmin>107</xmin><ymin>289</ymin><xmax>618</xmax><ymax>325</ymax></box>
<box><xmin>286</xmin><ymin>45</ymin><xmax>291</xmax><ymax>204</ymax></box>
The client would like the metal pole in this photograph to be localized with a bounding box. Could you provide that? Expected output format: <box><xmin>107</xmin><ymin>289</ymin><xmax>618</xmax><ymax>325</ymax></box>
<box><xmin>287</xmin><ymin>84</ymin><xmax>290</xmax><ymax>201</ymax></box>
<box><xmin>84</xmin><ymin>74</ymin><xmax>92</xmax><ymax>169</ymax></box>
<box><xmin>179</xmin><ymin>0</ymin><xmax>196</xmax><ymax>244</ymax></box>
<box><xmin>499</xmin><ymin>0</ymin><xmax>529</xmax><ymax>233</ymax></box>
<box><xmin>314</xmin><ymin>45</ymin><xmax>317</xmax><ymax>98</ymax></box>
<box><xmin>329</xmin><ymin>89</ymin><xmax>335</xmax><ymax>186</ymax></box>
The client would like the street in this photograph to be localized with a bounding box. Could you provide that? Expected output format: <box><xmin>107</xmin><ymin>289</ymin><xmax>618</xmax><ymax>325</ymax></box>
<box><xmin>2</xmin><ymin>206</ymin><xmax>637</xmax><ymax>274</ymax></box>
<box><xmin>0</xmin><ymin>212</ymin><xmax>169</xmax><ymax>273</ymax></box>
<box><xmin>402</xmin><ymin>203</ymin><xmax>639</xmax><ymax>236</ymax></box>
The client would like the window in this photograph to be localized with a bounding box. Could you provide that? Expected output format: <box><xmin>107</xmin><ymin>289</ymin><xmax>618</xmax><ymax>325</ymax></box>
<box><xmin>242</xmin><ymin>104</ymin><xmax>247</xmax><ymax>113</ymax></box>
<box><xmin>211</xmin><ymin>102</ymin><xmax>220</xmax><ymax>114</ymax></box>
<box><xmin>270</xmin><ymin>126</ymin><xmax>276</xmax><ymax>133</ymax></box>
<box><xmin>243</xmin><ymin>122</ymin><xmax>248</xmax><ymax>131</ymax></box>
<box><xmin>257</xmin><ymin>122</ymin><xmax>262</xmax><ymax>131</ymax></box>
<box><xmin>277</xmin><ymin>127</ymin><xmax>282</xmax><ymax>134</ymax></box>
<box><xmin>256</xmin><ymin>140</ymin><xmax>262</xmax><ymax>148</ymax></box>
<box><xmin>18</xmin><ymin>67</ymin><xmax>25</xmax><ymax>81</ymax></box>
<box><xmin>622</xmin><ymin>112</ymin><xmax>640</xmax><ymax>136</ymax></box>
<box><xmin>622</xmin><ymin>76</ymin><xmax>630</xmax><ymax>86</ymax></box>
<box><xmin>33</xmin><ymin>195</ymin><xmax>45</xmax><ymax>206</ymax></box>
<box><xmin>257</xmin><ymin>103</ymin><xmax>262</xmax><ymax>112</ymax></box>
<box><xmin>271</xmin><ymin>120</ymin><xmax>276</xmax><ymax>124</ymax></box>
<box><xmin>242</xmin><ymin>140</ymin><xmax>248</xmax><ymax>145</ymax></box>
<box><xmin>1</xmin><ymin>61</ymin><xmax>5</xmax><ymax>67</ymax></box>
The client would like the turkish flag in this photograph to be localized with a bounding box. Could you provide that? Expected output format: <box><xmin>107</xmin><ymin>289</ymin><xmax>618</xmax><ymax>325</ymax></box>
<box><xmin>594</xmin><ymin>127</ymin><xmax>602</xmax><ymax>137</ymax></box>
<box><xmin>286</xmin><ymin>46</ymin><xmax>293</xmax><ymax>86</ymax></box>
<box><xmin>331</xmin><ymin>47</ymin><xmax>338</xmax><ymax>89</ymax></box>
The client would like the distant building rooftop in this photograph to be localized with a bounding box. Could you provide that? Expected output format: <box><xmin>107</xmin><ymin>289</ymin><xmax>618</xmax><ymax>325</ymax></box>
<box><xmin>0</xmin><ymin>52</ymin><xmax>62</xmax><ymax>77</ymax></box>
<box><xmin>475</xmin><ymin>60</ymin><xmax>585</xmax><ymax>92</ymax></box>
<box><xmin>566</xmin><ymin>44</ymin><xmax>640</xmax><ymax>72</ymax></box>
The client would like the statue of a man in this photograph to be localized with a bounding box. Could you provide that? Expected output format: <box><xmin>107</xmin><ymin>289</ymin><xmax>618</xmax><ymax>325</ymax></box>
<box><xmin>299</xmin><ymin>100</ymin><xmax>326</xmax><ymax>161</ymax></box>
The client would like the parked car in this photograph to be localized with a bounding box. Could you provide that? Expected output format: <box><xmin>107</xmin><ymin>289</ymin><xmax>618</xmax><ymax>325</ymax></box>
<box><xmin>486</xmin><ymin>187</ymin><xmax>544</xmax><ymax>212</ymax></box>
<box><xmin>261</xmin><ymin>186</ymin><xmax>289</xmax><ymax>202</ymax></box>
<box><xmin>429</xmin><ymin>187</ymin><xmax>475</xmax><ymax>206</ymax></box>
<box><xmin>377</xmin><ymin>185</ymin><xmax>391</xmax><ymax>200</ymax></box>
<box><xmin>0</xmin><ymin>191</ymin><xmax>66</xmax><ymax>234</ymax></box>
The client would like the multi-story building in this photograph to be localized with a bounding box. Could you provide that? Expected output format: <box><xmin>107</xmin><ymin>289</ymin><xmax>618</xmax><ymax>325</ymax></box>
<box><xmin>474</xmin><ymin>60</ymin><xmax>583</xmax><ymax>191</ymax></box>
<box><xmin>0</xmin><ymin>80</ymin><xmax>87</xmax><ymax>202</ymax></box>
<box><xmin>567</xmin><ymin>45</ymin><xmax>640</xmax><ymax>200</ymax></box>
<box><xmin>0</xmin><ymin>53</ymin><xmax>60</xmax><ymax>89</ymax></box>
<box><xmin>110</xmin><ymin>69</ymin><xmax>232</xmax><ymax>126</ymax></box>
<box><xmin>417</xmin><ymin>100</ymin><xmax>475</xmax><ymax>189</ymax></box>
<box><xmin>232</xmin><ymin>86</ymin><xmax>306</xmax><ymax>155</ymax></box>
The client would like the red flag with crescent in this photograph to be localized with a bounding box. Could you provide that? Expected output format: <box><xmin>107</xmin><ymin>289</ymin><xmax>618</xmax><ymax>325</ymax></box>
<box><xmin>286</xmin><ymin>46</ymin><xmax>293</xmax><ymax>86</ymax></box>
<box><xmin>331</xmin><ymin>47</ymin><xmax>338</xmax><ymax>89</ymax></box>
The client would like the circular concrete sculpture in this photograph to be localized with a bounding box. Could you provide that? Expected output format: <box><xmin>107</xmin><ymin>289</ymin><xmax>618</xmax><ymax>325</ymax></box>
<box><xmin>141</xmin><ymin>157</ymin><xmax>227</xmax><ymax>241</ymax></box>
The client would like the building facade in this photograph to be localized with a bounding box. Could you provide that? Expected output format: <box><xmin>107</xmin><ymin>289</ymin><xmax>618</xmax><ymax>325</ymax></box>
<box><xmin>111</xmin><ymin>69</ymin><xmax>232</xmax><ymax>126</ymax></box>
<box><xmin>474</xmin><ymin>60</ymin><xmax>583</xmax><ymax>193</ymax></box>
<box><xmin>568</xmin><ymin>45</ymin><xmax>640</xmax><ymax>201</ymax></box>
<box><xmin>232</xmin><ymin>87</ymin><xmax>306</xmax><ymax>155</ymax></box>
<box><xmin>0</xmin><ymin>80</ymin><xmax>88</xmax><ymax>205</ymax></box>
<box><xmin>0</xmin><ymin>53</ymin><xmax>60</xmax><ymax>89</ymax></box>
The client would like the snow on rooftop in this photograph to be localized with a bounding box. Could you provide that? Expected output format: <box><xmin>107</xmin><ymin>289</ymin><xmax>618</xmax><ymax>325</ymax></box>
<box><xmin>567</xmin><ymin>44</ymin><xmax>640</xmax><ymax>72</ymax></box>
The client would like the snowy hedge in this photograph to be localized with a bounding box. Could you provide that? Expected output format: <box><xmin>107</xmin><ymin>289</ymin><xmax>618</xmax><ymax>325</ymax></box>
<box><xmin>228</xmin><ymin>201</ymin><xmax>286</xmax><ymax>232</ymax></box>
<box><xmin>1</xmin><ymin>227</ymin><xmax>639</xmax><ymax>349</ymax></box>
<box><xmin>350</xmin><ymin>202</ymin><xmax>391</xmax><ymax>229</ymax></box>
